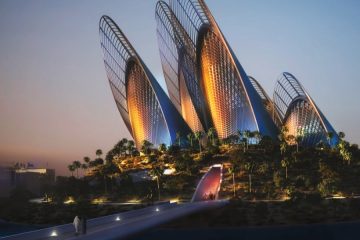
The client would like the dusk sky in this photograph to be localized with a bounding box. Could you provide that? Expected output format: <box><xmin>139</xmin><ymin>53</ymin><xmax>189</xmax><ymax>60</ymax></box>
<box><xmin>1</xmin><ymin>0</ymin><xmax>359</xmax><ymax>175</ymax></box>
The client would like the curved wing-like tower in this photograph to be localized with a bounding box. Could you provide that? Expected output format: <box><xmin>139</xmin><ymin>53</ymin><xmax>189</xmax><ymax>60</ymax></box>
<box><xmin>155</xmin><ymin>1</ymin><xmax>210</xmax><ymax>133</ymax></box>
<box><xmin>99</xmin><ymin>15</ymin><xmax>191</xmax><ymax>149</ymax></box>
<box><xmin>156</xmin><ymin>0</ymin><xmax>278</xmax><ymax>139</ymax></box>
<box><xmin>273</xmin><ymin>72</ymin><xmax>338</xmax><ymax>146</ymax></box>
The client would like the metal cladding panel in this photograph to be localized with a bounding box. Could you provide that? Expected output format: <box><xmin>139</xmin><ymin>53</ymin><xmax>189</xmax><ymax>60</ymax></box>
<box><xmin>156</xmin><ymin>1</ymin><xmax>209</xmax><ymax>132</ymax></box>
<box><xmin>99</xmin><ymin>16</ymin><xmax>134</xmax><ymax>137</ymax></box>
<box><xmin>199</xmin><ymin>30</ymin><xmax>258</xmax><ymax>138</ymax></box>
<box><xmin>273</xmin><ymin>72</ymin><xmax>339</xmax><ymax>146</ymax></box>
<box><xmin>126</xmin><ymin>61</ymin><xmax>171</xmax><ymax>148</ymax></box>
<box><xmin>249</xmin><ymin>76</ymin><xmax>282</xmax><ymax>128</ymax></box>
<box><xmin>139</xmin><ymin>60</ymin><xmax>193</xmax><ymax>144</ymax></box>
<box><xmin>99</xmin><ymin>15</ymin><xmax>191</xmax><ymax>148</ymax></box>
<box><xmin>227</xmin><ymin>45</ymin><xmax>279</xmax><ymax>138</ymax></box>
<box><xmin>163</xmin><ymin>0</ymin><xmax>278</xmax><ymax>139</ymax></box>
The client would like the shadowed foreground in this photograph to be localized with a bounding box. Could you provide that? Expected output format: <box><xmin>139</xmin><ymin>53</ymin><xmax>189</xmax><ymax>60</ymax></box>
<box><xmin>131</xmin><ymin>221</ymin><xmax>360</xmax><ymax>240</ymax></box>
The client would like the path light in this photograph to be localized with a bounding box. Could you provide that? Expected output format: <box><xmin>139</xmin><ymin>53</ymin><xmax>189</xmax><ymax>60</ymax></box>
<box><xmin>63</xmin><ymin>196</ymin><xmax>75</xmax><ymax>205</ymax></box>
<box><xmin>115</xmin><ymin>216</ymin><xmax>121</xmax><ymax>221</ymax></box>
<box><xmin>155</xmin><ymin>207</ymin><xmax>160</xmax><ymax>212</ymax></box>
<box><xmin>50</xmin><ymin>230</ymin><xmax>58</xmax><ymax>237</ymax></box>
<box><xmin>170</xmin><ymin>198</ymin><xmax>179</xmax><ymax>203</ymax></box>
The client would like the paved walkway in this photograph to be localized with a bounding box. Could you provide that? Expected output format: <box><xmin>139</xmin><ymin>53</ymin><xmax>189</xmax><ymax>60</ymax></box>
<box><xmin>1</xmin><ymin>201</ymin><xmax>228</xmax><ymax>240</ymax></box>
<box><xmin>2</xmin><ymin>164</ymin><xmax>226</xmax><ymax>240</ymax></box>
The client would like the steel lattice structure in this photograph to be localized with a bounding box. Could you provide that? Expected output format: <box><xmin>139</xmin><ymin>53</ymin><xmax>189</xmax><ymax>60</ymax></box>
<box><xmin>99</xmin><ymin>15</ymin><xmax>191</xmax><ymax>149</ymax></box>
<box><xmin>249</xmin><ymin>76</ymin><xmax>282</xmax><ymax>128</ymax></box>
<box><xmin>156</xmin><ymin>0</ymin><xmax>279</xmax><ymax>139</ymax></box>
<box><xmin>155</xmin><ymin>1</ymin><xmax>209</xmax><ymax>133</ymax></box>
<box><xmin>98</xmin><ymin>2</ymin><xmax>339</xmax><ymax>148</ymax></box>
<box><xmin>273</xmin><ymin>72</ymin><xmax>338</xmax><ymax>146</ymax></box>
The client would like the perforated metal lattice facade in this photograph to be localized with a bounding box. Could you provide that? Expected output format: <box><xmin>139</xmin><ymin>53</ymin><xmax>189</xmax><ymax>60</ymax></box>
<box><xmin>127</xmin><ymin>62</ymin><xmax>170</xmax><ymax>148</ymax></box>
<box><xmin>99</xmin><ymin>15</ymin><xmax>191</xmax><ymax>149</ymax></box>
<box><xmin>273</xmin><ymin>72</ymin><xmax>338</xmax><ymax>146</ymax></box>
<box><xmin>200</xmin><ymin>30</ymin><xmax>257</xmax><ymax>138</ymax></box>
<box><xmin>156</xmin><ymin>0</ymin><xmax>279</xmax><ymax>139</ymax></box>
<box><xmin>156</xmin><ymin>1</ymin><xmax>207</xmax><ymax>132</ymax></box>
<box><xmin>99</xmin><ymin>16</ymin><xmax>134</xmax><ymax>135</ymax></box>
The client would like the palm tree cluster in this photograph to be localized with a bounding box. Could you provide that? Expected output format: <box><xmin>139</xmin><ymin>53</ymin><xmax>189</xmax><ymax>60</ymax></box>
<box><xmin>62</xmin><ymin>126</ymin><xmax>360</xmax><ymax>203</ymax></box>
<box><xmin>68</xmin><ymin>149</ymin><xmax>106</xmax><ymax>177</ymax></box>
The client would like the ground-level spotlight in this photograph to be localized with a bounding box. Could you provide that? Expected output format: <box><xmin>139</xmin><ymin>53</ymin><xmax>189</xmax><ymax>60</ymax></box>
<box><xmin>115</xmin><ymin>216</ymin><xmax>121</xmax><ymax>221</ymax></box>
<box><xmin>50</xmin><ymin>230</ymin><xmax>58</xmax><ymax>237</ymax></box>
<box><xmin>155</xmin><ymin>207</ymin><xmax>160</xmax><ymax>212</ymax></box>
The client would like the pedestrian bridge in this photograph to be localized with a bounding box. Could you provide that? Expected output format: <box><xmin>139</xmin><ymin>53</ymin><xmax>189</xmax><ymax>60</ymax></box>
<box><xmin>192</xmin><ymin>164</ymin><xmax>223</xmax><ymax>202</ymax></box>
<box><xmin>1</xmin><ymin>164</ymin><xmax>225</xmax><ymax>240</ymax></box>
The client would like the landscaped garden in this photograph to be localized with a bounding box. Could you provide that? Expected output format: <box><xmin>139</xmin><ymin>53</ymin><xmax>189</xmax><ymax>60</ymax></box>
<box><xmin>2</xmin><ymin>127</ymin><xmax>360</xmax><ymax>226</ymax></box>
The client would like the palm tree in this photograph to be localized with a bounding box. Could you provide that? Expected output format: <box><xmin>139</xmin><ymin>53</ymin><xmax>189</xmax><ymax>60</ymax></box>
<box><xmin>141</xmin><ymin>140</ymin><xmax>153</xmax><ymax>155</ymax></box>
<box><xmin>338</xmin><ymin>140</ymin><xmax>352</xmax><ymax>165</ymax></box>
<box><xmin>280</xmin><ymin>137</ymin><xmax>288</xmax><ymax>155</ymax></box>
<box><xmin>68</xmin><ymin>164</ymin><xmax>75</xmax><ymax>177</ymax></box>
<box><xmin>120</xmin><ymin>138</ymin><xmax>128</xmax><ymax>156</ymax></box>
<box><xmin>228</xmin><ymin>165</ymin><xmax>237</xmax><ymax>197</ymax></box>
<box><xmin>244</xmin><ymin>161</ymin><xmax>255</xmax><ymax>193</ymax></box>
<box><xmin>149</xmin><ymin>166</ymin><xmax>162</xmax><ymax>201</ymax></box>
<box><xmin>96</xmin><ymin>149</ymin><xmax>103</xmax><ymax>159</ymax></box>
<box><xmin>326</xmin><ymin>132</ymin><xmax>334</xmax><ymax>146</ymax></box>
<box><xmin>295</xmin><ymin>135</ymin><xmax>303</xmax><ymax>153</ymax></box>
<box><xmin>243</xmin><ymin>130</ymin><xmax>251</xmax><ymax>150</ymax></box>
<box><xmin>207</xmin><ymin>127</ymin><xmax>217</xmax><ymax>146</ymax></box>
<box><xmin>342</xmin><ymin>150</ymin><xmax>352</xmax><ymax>165</ymax></box>
<box><xmin>73</xmin><ymin>160</ymin><xmax>81</xmax><ymax>178</ymax></box>
<box><xmin>338</xmin><ymin>132</ymin><xmax>345</xmax><ymax>140</ymax></box>
<box><xmin>237</xmin><ymin>130</ymin><xmax>243</xmax><ymax>144</ymax></box>
<box><xmin>257</xmin><ymin>162</ymin><xmax>269</xmax><ymax>175</ymax></box>
<box><xmin>194</xmin><ymin>131</ymin><xmax>203</xmax><ymax>153</ymax></box>
<box><xmin>249</xmin><ymin>131</ymin><xmax>255</xmax><ymax>145</ymax></box>
<box><xmin>126</xmin><ymin>140</ymin><xmax>135</xmax><ymax>156</ymax></box>
<box><xmin>187</xmin><ymin>133</ymin><xmax>194</xmax><ymax>148</ymax></box>
<box><xmin>253</xmin><ymin>131</ymin><xmax>262</xmax><ymax>144</ymax></box>
<box><xmin>101</xmin><ymin>162</ymin><xmax>120</xmax><ymax>194</ymax></box>
<box><xmin>158</xmin><ymin>143</ymin><xmax>167</xmax><ymax>153</ymax></box>
<box><xmin>81</xmin><ymin>163</ymin><xmax>88</xmax><ymax>176</ymax></box>
<box><xmin>280</xmin><ymin>126</ymin><xmax>289</xmax><ymax>136</ymax></box>
<box><xmin>83</xmin><ymin>156</ymin><xmax>90</xmax><ymax>164</ymax></box>
<box><xmin>281</xmin><ymin>157</ymin><xmax>289</xmax><ymax>179</ymax></box>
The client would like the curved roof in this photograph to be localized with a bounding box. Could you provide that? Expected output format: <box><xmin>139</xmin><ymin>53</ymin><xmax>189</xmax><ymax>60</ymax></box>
<box><xmin>273</xmin><ymin>72</ymin><xmax>338</xmax><ymax>146</ymax></box>
<box><xmin>99</xmin><ymin>15</ymin><xmax>191</xmax><ymax>148</ymax></box>
<box><xmin>156</xmin><ymin>0</ymin><xmax>279</xmax><ymax>139</ymax></box>
<box><xmin>156</xmin><ymin>1</ymin><xmax>209</xmax><ymax>132</ymax></box>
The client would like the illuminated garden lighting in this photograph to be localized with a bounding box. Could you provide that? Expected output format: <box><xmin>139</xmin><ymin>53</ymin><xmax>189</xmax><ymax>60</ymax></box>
<box><xmin>127</xmin><ymin>199</ymin><xmax>141</xmax><ymax>204</ymax></box>
<box><xmin>50</xmin><ymin>230</ymin><xmax>58</xmax><ymax>237</ymax></box>
<box><xmin>170</xmin><ymin>198</ymin><xmax>179</xmax><ymax>203</ymax></box>
<box><xmin>115</xmin><ymin>216</ymin><xmax>121</xmax><ymax>221</ymax></box>
<box><xmin>91</xmin><ymin>197</ymin><xmax>107</xmax><ymax>204</ymax></box>
<box><xmin>155</xmin><ymin>207</ymin><xmax>160</xmax><ymax>212</ymax></box>
<box><xmin>163</xmin><ymin>168</ymin><xmax>175</xmax><ymax>175</ymax></box>
<box><xmin>63</xmin><ymin>196</ymin><xmax>75</xmax><ymax>205</ymax></box>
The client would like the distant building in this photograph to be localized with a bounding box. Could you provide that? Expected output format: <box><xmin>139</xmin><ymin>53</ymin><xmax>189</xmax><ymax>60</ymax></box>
<box><xmin>12</xmin><ymin>168</ymin><xmax>55</xmax><ymax>196</ymax></box>
<box><xmin>0</xmin><ymin>166</ymin><xmax>56</xmax><ymax>197</ymax></box>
